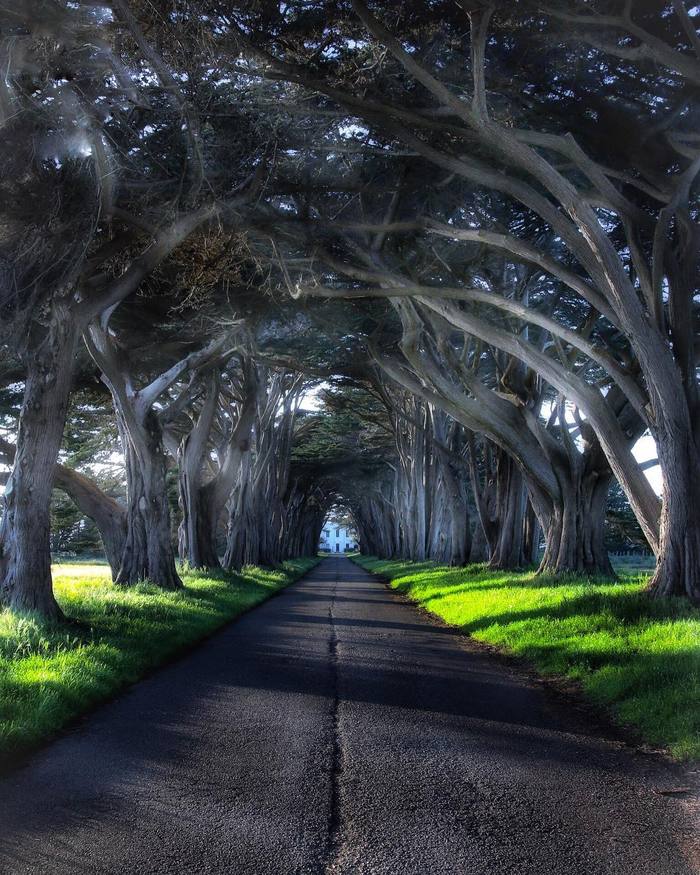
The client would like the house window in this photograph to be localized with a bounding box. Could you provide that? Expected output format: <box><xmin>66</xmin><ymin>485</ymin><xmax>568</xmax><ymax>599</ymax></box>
<box><xmin>336</xmin><ymin>528</ymin><xmax>340</xmax><ymax>537</ymax></box>
<box><xmin>323</xmin><ymin>529</ymin><xmax>329</xmax><ymax>536</ymax></box>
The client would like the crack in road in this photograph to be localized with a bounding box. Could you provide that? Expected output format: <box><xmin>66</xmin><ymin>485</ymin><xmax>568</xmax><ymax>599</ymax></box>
<box><xmin>324</xmin><ymin>559</ymin><xmax>344</xmax><ymax>874</ymax></box>
<box><xmin>0</xmin><ymin>557</ymin><xmax>694</xmax><ymax>874</ymax></box>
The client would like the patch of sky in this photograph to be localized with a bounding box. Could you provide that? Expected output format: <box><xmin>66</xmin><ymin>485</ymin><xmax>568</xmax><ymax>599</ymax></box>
<box><xmin>542</xmin><ymin>398</ymin><xmax>662</xmax><ymax>495</ymax></box>
<box><xmin>594</xmin><ymin>208</ymin><xmax>620</xmax><ymax>233</ymax></box>
<box><xmin>299</xmin><ymin>382</ymin><xmax>329</xmax><ymax>412</ymax></box>
<box><xmin>337</xmin><ymin>122</ymin><xmax>369</xmax><ymax>139</ymax></box>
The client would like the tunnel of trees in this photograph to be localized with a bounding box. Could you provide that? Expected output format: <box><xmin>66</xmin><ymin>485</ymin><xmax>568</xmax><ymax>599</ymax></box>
<box><xmin>0</xmin><ymin>0</ymin><xmax>698</xmax><ymax>620</ymax></box>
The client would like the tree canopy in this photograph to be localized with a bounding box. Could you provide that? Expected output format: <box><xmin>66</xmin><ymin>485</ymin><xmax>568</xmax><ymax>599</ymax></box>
<box><xmin>0</xmin><ymin>0</ymin><xmax>698</xmax><ymax>618</ymax></box>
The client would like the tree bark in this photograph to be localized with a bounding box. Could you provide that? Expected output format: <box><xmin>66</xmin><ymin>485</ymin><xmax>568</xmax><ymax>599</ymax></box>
<box><xmin>539</xmin><ymin>471</ymin><xmax>614</xmax><ymax>576</ymax></box>
<box><xmin>647</xmin><ymin>427</ymin><xmax>700</xmax><ymax>601</ymax></box>
<box><xmin>177</xmin><ymin>373</ymin><xmax>222</xmax><ymax>570</ymax></box>
<box><xmin>432</xmin><ymin>448</ymin><xmax>471</xmax><ymax>565</ymax></box>
<box><xmin>223</xmin><ymin>369</ymin><xmax>301</xmax><ymax>569</ymax></box>
<box><xmin>85</xmin><ymin>320</ymin><xmax>232</xmax><ymax>586</ymax></box>
<box><xmin>488</xmin><ymin>452</ymin><xmax>529</xmax><ymax>570</ymax></box>
<box><xmin>179</xmin><ymin>480</ymin><xmax>220</xmax><ymax>570</ymax></box>
<box><xmin>116</xmin><ymin>409</ymin><xmax>182</xmax><ymax>589</ymax></box>
<box><xmin>469</xmin><ymin>515</ymin><xmax>490</xmax><ymax>563</ymax></box>
<box><xmin>0</xmin><ymin>309</ymin><xmax>78</xmax><ymax>619</ymax></box>
<box><xmin>186</xmin><ymin>367</ymin><xmax>258</xmax><ymax>570</ymax></box>
<box><xmin>223</xmin><ymin>453</ymin><xmax>256</xmax><ymax>569</ymax></box>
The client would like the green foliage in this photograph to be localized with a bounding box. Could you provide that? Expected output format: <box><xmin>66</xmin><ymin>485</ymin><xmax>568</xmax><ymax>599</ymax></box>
<box><xmin>0</xmin><ymin>558</ymin><xmax>318</xmax><ymax>762</ymax></box>
<box><xmin>606</xmin><ymin>481</ymin><xmax>649</xmax><ymax>552</ymax></box>
<box><xmin>50</xmin><ymin>494</ymin><xmax>104</xmax><ymax>557</ymax></box>
<box><xmin>60</xmin><ymin>387</ymin><xmax>121</xmax><ymax>473</ymax></box>
<box><xmin>353</xmin><ymin>556</ymin><xmax>700</xmax><ymax>761</ymax></box>
<box><xmin>293</xmin><ymin>384</ymin><xmax>391</xmax><ymax>469</ymax></box>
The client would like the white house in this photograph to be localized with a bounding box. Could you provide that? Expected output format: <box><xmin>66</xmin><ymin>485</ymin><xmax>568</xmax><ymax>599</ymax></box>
<box><xmin>319</xmin><ymin>523</ymin><xmax>358</xmax><ymax>554</ymax></box>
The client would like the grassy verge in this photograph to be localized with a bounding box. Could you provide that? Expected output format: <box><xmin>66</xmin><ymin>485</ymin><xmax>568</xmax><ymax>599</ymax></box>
<box><xmin>352</xmin><ymin>555</ymin><xmax>700</xmax><ymax>761</ymax></box>
<box><xmin>0</xmin><ymin>557</ymin><xmax>318</xmax><ymax>763</ymax></box>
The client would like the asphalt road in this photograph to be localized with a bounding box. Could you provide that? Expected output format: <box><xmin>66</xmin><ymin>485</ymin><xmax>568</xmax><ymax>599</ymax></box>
<box><xmin>0</xmin><ymin>557</ymin><xmax>697</xmax><ymax>874</ymax></box>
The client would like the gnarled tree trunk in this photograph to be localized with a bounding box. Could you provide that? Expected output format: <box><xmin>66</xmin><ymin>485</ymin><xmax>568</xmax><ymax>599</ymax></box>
<box><xmin>467</xmin><ymin>437</ymin><xmax>531</xmax><ymax>570</ymax></box>
<box><xmin>223</xmin><ymin>369</ymin><xmax>302</xmax><ymax>569</ymax></box>
<box><xmin>179</xmin><ymin>365</ymin><xmax>258</xmax><ymax>570</ymax></box>
<box><xmin>86</xmin><ymin>318</ymin><xmax>232</xmax><ymax>587</ymax></box>
<box><xmin>116</xmin><ymin>410</ymin><xmax>181</xmax><ymax>589</ymax></box>
<box><xmin>647</xmin><ymin>424</ymin><xmax>700</xmax><ymax>601</ymax></box>
<box><xmin>0</xmin><ymin>309</ymin><xmax>78</xmax><ymax>620</ymax></box>
<box><xmin>469</xmin><ymin>516</ymin><xmax>490</xmax><ymax>563</ymax></box>
<box><xmin>539</xmin><ymin>471</ymin><xmax>613</xmax><ymax>576</ymax></box>
<box><xmin>179</xmin><ymin>482</ymin><xmax>220</xmax><ymax>570</ymax></box>
<box><xmin>223</xmin><ymin>453</ymin><xmax>256</xmax><ymax>569</ymax></box>
<box><xmin>177</xmin><ymin>374</ymin><xmax>222</xmax><ymax>570</ymax></box>
<box><xmin>537</xmin><ymin>418</ymin><xmax>615</xmax><ymax>577</ymax></box>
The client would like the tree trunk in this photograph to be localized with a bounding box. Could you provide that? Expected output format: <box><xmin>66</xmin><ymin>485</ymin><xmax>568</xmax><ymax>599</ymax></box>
<box><xmin>522</xmin><ymin>499</ymin><xmax>540</xmax><ymax>567</ymax></box>
<box><xmin>469</xmin><ymin>517</ymin><xmax>489</xmax><ymax>562</ymax></box>
<box><xmin>175</xmin><ymin>372</ymin><xmax>221</xmax><ymax>570</ymax></box>
<box><xmin>179</xmin><ymin>481</ymin><xmax>220</xmax><ymax>570</ymax></box>
<box><xmin>177</xmin><ymin>429</ymin><xmax>221</xmax><ymax>571</ymax></box>
<box><xmin>0</xmin><ymin>311</ymin><xmax>78</xmax><ymax>620</ymax></box>
<box><xmin>488</xmin><ymin>452</ymin><xmax>528</xmax><ymax>570</ymax></box>
<box><xmin>53</xmin><ymin>467</ymin><xmax>127</xmax><ymax>577</ymax></box>
<box><xmin>647</xmin><ymin>430</ymin><xmax>700</xmax><ymax>601</ymax></box>
<box><xmin>538</xmin><ymin>466</ymin><xmax>614</xmax><ymax>577</ymax></box>
<box><xmin>223</xmin><ymin>454</ymin><xmax>256</xmax><ymax>569</ymax></box>
<box><xmin>436</xmin><ymin>458</ymin><xmax>471</xmax><ymax>565</ymax></box>
<box><xmin>116</xmin><ymin>410</ymin><xmax>181</xmax><ymax>589</ymax></box>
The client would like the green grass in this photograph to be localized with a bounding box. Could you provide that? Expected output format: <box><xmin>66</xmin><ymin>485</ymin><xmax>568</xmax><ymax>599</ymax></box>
<box><xmin>352</xmin><ymin>555</ymin><xmax>700</xmax><ymax>761</ymax></box>
<box><xmin>0</xmin><ymin>557</ymin><xmax>318</xmax><ymax>763</ymax></box>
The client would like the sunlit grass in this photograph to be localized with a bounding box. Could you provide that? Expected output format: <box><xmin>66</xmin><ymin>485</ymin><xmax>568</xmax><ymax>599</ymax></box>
<box><xmin>353</xmin><ymin>556</ymin><xmax>700</xmax><ymax>761</ymax></box>
<box><xmin>0</xmin><ymin>557</ymin><xmax>318</xmax><ymax>762</ymax></box>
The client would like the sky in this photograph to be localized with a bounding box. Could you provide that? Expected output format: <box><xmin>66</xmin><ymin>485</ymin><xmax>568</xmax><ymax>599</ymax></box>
<box><xmin>632</xmin><ymin>434</ymin><xmax>661</xmax><ymax>494</ymax></box>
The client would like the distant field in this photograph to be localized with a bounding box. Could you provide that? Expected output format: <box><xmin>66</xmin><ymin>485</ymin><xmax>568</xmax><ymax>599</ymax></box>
<box><xmin>610</xmin><ymin>554</ymin><xmax>657</xmax><ymax>575</ymax></box>
<box><xmin>52</xmin><ymin>563</ymin><xmax>111</xmax><ymax>575</ymax></box>
<box><xmin>0</xmin><ymin>558</ymin><xmax>318</xmax><ymax>762</ymax></box>
<box><xmin>353</xmin><ymin>556</ymin><xmax>700</xmax><ymax>761</ymax></box>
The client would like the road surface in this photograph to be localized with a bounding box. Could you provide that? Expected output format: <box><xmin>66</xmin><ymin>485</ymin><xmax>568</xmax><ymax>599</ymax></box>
<box><xmin>0</xmin><ymin>557</ymin><xmax>696</xmax><ymax>874</ymax></box>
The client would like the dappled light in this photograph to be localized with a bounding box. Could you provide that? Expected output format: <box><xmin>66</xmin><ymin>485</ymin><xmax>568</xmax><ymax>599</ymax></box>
<box><xmin>357</xmin><ymin>557</ymin><xmax>700</xmax><ymax>759</ymax></box>
<box><xmin>0</xmin><ymin>1</ymin><xmax>698</xmax><ymax>871</ymax></box>
<box><xmin>0</xmin><ymin>559</ymin><xmax>317</xmax><ymax>760</ymax></box>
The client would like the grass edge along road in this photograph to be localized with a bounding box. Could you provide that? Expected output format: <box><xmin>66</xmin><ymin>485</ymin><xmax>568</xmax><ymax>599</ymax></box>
<box><xmin>0</xmin><ymin>557</ymin><xmax>319</xmax><ymax>764</ymax></box>
<box><xmin>352</xmin><ymin>555</ymin><xmax>700</xmax><ymax>761</ymax></box>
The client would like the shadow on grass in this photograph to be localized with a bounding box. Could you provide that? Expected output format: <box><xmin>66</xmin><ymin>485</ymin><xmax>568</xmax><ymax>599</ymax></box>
<box><xmin>353</xmin><ymin>555</ymin><xmax>700</xmax><ymax>759</ymax></box>
<box><xmin>410</xmin><ymin>587</ymin><xmax>691</xmax><ymax>633</ymax></box>
<box><xmin>0</xmin><ymin>558</ymin><xmax>319</xmax><ymax>761</ymax></box>
<box><xmin>0</xmin><ymin>555</ymin><xmax>694</xmax><ymax>873</ymax></box>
